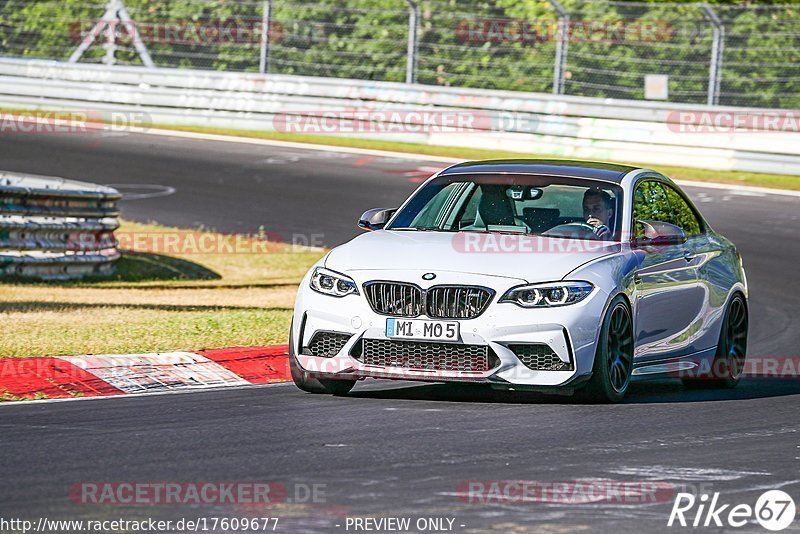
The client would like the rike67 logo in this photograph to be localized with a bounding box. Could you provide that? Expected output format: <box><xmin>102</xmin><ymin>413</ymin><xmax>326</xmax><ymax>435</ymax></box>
<box><xmin>669</xmin><ymin>490</ymin><xmax>796</xmax><ymax>531</ymax></box>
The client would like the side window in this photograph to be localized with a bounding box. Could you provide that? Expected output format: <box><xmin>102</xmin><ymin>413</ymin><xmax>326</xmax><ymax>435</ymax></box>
<box><xmin>632</xmin><ymin>181</ymin><xmax>670</xmax><ymax>237</ymax></box>
<box><xmin>662</xmin><ymin>185</ymin><xmax>703</xmax><ymax>235</ymax></box>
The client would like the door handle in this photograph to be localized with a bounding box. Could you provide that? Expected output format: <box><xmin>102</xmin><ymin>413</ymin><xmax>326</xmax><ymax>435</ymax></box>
<box><xmin>683</xmin><ymin>250</ymin><xmax>696</xmax><ymax>262</ymax></box>
<box><xmin>634</xmin><ymin>274</ymin><xmax>643</xmax><ymax>284</ymax></box>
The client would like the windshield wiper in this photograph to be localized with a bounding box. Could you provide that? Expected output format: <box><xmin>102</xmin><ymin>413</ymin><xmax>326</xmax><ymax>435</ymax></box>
<box><xmin>458</xmin><ymin>228</ymin><xmax>532</xmax><ymax>236</ymax></box>
<box><xmin>390</xmin><ymin>227</ymin><xmax>457</xmax><ymax>232</ymax></box>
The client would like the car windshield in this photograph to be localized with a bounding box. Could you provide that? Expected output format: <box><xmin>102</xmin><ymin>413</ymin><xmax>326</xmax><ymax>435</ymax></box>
<box><xmin>387</xmin><ymin>174</ymin><xmax>624</xmax><ymax>241</ymax></box>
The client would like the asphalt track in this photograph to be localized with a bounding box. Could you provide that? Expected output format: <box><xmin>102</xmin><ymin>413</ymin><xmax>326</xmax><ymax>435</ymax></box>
<box><xmin>1</xmin><ymin>130</ymin><xmax>799</xmax><ymax>532</ymax></box>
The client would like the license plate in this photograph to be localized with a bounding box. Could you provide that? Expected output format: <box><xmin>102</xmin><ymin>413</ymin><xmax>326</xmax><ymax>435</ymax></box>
<box><xmin>385</xmin><ymin>318</ymin><xmax>460</xmax><ymax>341</ymax></box>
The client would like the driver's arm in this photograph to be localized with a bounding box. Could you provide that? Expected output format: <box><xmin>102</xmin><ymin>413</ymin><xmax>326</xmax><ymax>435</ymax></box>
<box><xmin>586</xmin><ymin>217</ymin><xmax>611</xmax><ymax>239</ymax></box>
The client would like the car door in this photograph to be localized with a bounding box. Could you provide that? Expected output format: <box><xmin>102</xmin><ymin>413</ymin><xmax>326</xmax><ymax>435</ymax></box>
<box><xmin>660</xmin><ymin>182</ymin><xmax>724</xmax><ymax>355</ymax></box>
<box><xmin>631</xmin><ymin>180</ymin><xmax>705</xmax><ymax>360</ymax></box>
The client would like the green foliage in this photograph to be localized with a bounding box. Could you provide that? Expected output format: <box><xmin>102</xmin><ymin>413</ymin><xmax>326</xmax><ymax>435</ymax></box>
<box><xmin>633</xmin><ymin>180</ymin><xmax>701</xmax><ymax>236</ymax></box>
<box><xmin>662</xmin><ymin>185</ymin><xmax>701</xmax><ymax>235</ymax></box>
<box><xmin>1</xmin><ymin>0</ymin><xmax>797</xmax><ymax>107</ymax></box>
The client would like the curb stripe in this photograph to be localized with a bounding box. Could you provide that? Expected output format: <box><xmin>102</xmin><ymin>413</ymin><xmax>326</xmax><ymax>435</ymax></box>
<box><xmin>1</xmin><ymin>346</ymin><xmax>291</xmax><ymax>402</ymax></box>
<box><xmin>0</xmin><ymin>357</ymin><xmax>124</xmax><ymax>400</ymax></box>
<box><xmin>57</xmin><ymin>352</ymin><xmax>251</xmax><ymax>394</ymax></box>
<box><xmin>198</xmin><ymin>345</ymin><xmax>290</xmax><ymax>385</ymax></box>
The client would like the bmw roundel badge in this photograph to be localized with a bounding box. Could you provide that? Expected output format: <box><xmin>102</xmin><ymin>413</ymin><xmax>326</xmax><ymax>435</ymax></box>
<box><xmin>422</xmin><ymin>273</ymin><xmax>436</xmax><ymax>281</ymax></box>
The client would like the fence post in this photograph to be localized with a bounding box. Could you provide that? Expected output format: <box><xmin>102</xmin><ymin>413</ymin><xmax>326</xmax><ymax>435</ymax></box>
<box><xmin>700</xmin><ymin>3</ymin><xmax>724</xmax><ymax>106</ymax></box>
<box><xmin>116</xmin><ymin>0</ymin><xmax>154</xmax><ymax>67</ymax></box>
<box><xmin>102</xmin><ymin>8</ymin><xmax>117</xmax><ymax>66</ymax></box>
<box><xmin>259</xmin><ymin>0</ymin><xmax>272</xmax><ymax>74</ymax></box>
<box><xmin>68</xmin><ymin>0</ymin><xmax>154</xmax><ymax>68</ymax></box>
<box><xmin>405</xmin><ymin>0</ymin><xmax>419</xmax><ymax>84</ymax></box>
<box><xmin>548</xmin><ymin>0</ymin><xmax>569</xmax><ymax>95</ymax></box>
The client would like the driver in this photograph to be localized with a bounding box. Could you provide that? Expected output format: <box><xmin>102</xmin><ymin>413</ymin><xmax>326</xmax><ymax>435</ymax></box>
<box><xmin>583</xmin><ymin>188</ymin><xmax>614</xmax><ymax>239</ymax></box>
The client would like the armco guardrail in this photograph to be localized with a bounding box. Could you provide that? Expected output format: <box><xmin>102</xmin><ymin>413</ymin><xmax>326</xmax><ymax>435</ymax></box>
<box><xmin>0</xmin><ymin>58</ymin><xmax>799</xmax><ymax>176</ymax></box>
<box><xmin>0</xmin><ymin>171</ymin><xmax>121</xmax><ymax>280</ymax></box>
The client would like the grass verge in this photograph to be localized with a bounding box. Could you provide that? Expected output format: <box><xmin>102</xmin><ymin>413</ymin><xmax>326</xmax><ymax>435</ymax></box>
<box><xmin>0</xmin><ymin>220</ymin><xmax>324</xmax><ymax>358</ymax></box>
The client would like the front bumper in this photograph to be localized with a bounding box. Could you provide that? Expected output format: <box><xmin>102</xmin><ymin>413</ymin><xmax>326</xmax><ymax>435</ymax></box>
<box><xmin>292</xmin><ymin>270</ymin><xmax>610</xmax><ymax>388</ymax></box>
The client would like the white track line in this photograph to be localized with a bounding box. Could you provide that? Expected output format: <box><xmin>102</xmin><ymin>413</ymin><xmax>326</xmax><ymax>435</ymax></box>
<box><xmin>142</xmin><ymin>127</ymin><xmax>800</xmax><ymax>198</ymax></box>
<box><xmin>674</xmin><ymin>179</ymin><xmax>800</xmax><ymax>198</ymax></box>
<box><xmin>146</xmin><ymin>127</ymin><xmax>461</xmax><ymax>163</ymax></box>
<box><xmin>7</xmin><ymin>115</ymin><xmax>799</xmax><ymax>197</ymax></box>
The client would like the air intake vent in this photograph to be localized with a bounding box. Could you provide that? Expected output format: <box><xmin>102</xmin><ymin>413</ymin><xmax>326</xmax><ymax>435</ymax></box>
<box><xmin>356</xmin><ymin>338</ymin><xmax>496</xmax><ymax>372</ymax></box>
<box><xmin>509</xmin><ymin>343</ymin><xmax>573</xmax><ymax>371</ymax></box>
<box><xmin>305</xmin><ymin>331</ymin><xmax>352</xmax><ymax>358</ymax></box>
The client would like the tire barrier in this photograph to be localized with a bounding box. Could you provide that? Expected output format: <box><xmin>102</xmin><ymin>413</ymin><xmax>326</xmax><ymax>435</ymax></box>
<box><xmin>0</xmin><ymin>171</ymin><xmax>121</xmax><ymax>280</ymax></box>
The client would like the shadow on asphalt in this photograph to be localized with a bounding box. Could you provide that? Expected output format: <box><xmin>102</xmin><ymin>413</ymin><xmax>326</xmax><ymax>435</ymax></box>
<box><xmin>344</xmin><ymin>377</ymin><xmax>800</xmax><ymax>405</ymax></box>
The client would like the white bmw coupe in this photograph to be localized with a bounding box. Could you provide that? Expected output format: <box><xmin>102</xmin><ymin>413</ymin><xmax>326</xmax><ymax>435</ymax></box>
<box><xmin>289</xmin><ymin>160</ymin><xmax>748</xmax><ymax>402</ymax></box>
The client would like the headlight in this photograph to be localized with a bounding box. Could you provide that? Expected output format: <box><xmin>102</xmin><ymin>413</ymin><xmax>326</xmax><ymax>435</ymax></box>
<box><xmin>310</xmin><ymin>267</ymin><xmax>359</xmax><ymax>297</ymax></box>
<box><xmin>499</xmin><ymin>281</ymin><xmax>594</xmax><ymax>308</ymax></box>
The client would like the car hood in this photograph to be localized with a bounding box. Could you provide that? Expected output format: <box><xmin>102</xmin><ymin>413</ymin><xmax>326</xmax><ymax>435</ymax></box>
<box><xmin>326</xmin><ymin>230</ymin><xmax>621</xmax><ymax>283</ymax></box>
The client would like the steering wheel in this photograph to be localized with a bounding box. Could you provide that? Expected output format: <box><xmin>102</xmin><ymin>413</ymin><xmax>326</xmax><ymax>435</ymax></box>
<box><xmin>542</xmin><ymin>222</ymin><xmax>599</xmax><ymax>239</ymax></box>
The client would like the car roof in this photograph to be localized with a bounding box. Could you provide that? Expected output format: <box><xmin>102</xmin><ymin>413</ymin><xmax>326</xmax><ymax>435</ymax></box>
<box><xmin>438</xmin><ymin>159</ymin><xmax>641</xmax><ymax>183</ymax></box>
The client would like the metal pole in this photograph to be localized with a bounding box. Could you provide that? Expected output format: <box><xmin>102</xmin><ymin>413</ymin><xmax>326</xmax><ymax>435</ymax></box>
<box><xmin>700</xmin><ymin>3</ymin><xmax>724</xmax><ymax>106</ymax></box>
<box><xmin>69</xmin><ymin>0</ymin><xmax>154</xmax><ymax>68</ymax></box>
<box><xmin>68</xmin><ymin>22</ymin><xmax>104</xmax><ymax>63</ymax></box>
<box><xmin>548</xmin><ymin>0</ymin><xmax>568</xmax><ymax>95</ymax></box>
<box><xmin>69</xmin><ymin>0</ymin><xmax>117</xmax><ymax>63</ymax></box>
<box><xmin>117</xmin><ymin>2</ymin><xmax>155</xmax><ymax>68</ymax></box>
<box><xmin>102</xmin><ymin>15</ymin><xmax>117</xmax><ymax>66</ymax></box>
<box><xmin>259</xmin><ymin>0</ymin><xmax>271</xmax><ymax>74</ymax></box>
<box><xmin>405</xmin><ymin>0</ymin><xmax>419</xmax><ymax>84</ymax></box>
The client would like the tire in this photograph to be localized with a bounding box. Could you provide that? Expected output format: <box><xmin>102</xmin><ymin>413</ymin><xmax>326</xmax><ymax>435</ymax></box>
<box><xmin>289</xmin><ymin>320</ymin><xmax>356</xmax><ymax>395</ymax></box>
<box><xmin>580</xmin><ymin>296</ymin><xmax>634</xmax><ymax>403</ymax></box>
<box><xmin>682</xmin><ymin>293</ymin><xmax>748</xmax><ymax>390</ymax></box>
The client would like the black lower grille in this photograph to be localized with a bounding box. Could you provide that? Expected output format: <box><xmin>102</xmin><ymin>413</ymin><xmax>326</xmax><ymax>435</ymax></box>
<box><xmin>509</xmin><ymin>343</ymin><xmax>573</xmax><ymax>371</ymax></box>
<box><xmin>356</xmin><ymin>338</ymin><xmax>495</xmax><ymax>372</ymax></box>
<box><xmin>305</xmin><ymin>331</ymin><xmax>352</xmax><ymax>357</ymax></box>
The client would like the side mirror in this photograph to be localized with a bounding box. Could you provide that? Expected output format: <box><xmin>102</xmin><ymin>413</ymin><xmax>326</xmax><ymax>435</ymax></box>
<box><xmin>632</xmin><ymin>220</ymin><xmax>687</xmax><ymax>247</ymax></box>
<box><xmin>358</xmin><ymin>208</ymin><xmax>397</xmax><ymax>231</ymax></box>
